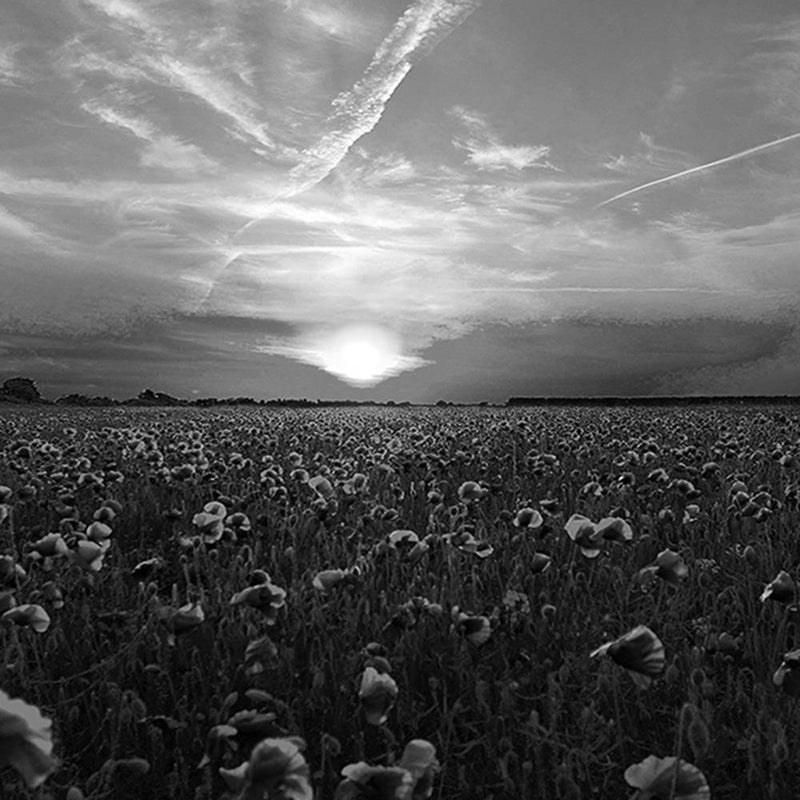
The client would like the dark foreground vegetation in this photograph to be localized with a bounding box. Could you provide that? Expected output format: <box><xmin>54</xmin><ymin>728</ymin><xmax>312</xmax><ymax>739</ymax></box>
<box><xmin>1</xmin><ymin>404</ymin><xmax>800</xmax><ymax>799</ymax></box>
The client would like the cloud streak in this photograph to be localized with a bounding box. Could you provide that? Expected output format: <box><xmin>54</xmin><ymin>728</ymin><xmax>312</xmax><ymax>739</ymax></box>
<box><xmin>287</xmin><ymin>0</ymin><xmax>486</xmax><ymax>195</ymax></box>
<box><xmin>450</xmin><ymin>105</ymin><xmax>555</xmax><ymax>172</ymax></box>
<box><xmin>596</xmin><ymin>131</ymin><xmax>800</xmax><ymax>208</ymax></box>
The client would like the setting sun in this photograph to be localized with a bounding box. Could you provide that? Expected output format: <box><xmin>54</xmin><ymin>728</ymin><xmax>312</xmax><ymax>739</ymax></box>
<box><xmin>318</xmin><ymin>324</ymin><xmax>401</xmax><ymax>387</ymax></box>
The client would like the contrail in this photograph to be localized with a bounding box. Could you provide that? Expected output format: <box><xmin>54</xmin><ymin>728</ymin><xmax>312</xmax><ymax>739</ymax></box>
<box><xmin>205</xmin><ymin>0</ymin><xmax>487</xmax><ymax>307</ymax></box>
<box><xmin>596</xmin><ymin>131</ymin><xmax>800</xmax><ymax>209</ymax></box>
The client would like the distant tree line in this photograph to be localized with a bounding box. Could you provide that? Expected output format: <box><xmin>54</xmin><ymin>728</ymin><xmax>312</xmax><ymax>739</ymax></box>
<box><xmin>0</xmin><ymin>377</ymin><xmax>420</xmax><ymax>407</ymax></box>
<box><xmin>507</xmin><ymin>395</ymin><xmax>800</xmax><ymax>406</ymax></box>
<box><xmin>1</xmin><ymin>376</ymin><xmax>797</xmax><ymax>408</ymax></box>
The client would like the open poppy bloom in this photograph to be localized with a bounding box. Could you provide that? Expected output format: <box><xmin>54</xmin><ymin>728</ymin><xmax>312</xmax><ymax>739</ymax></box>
<box><xmin>457</xmin><ymin>481</ymin><xmax>487</xmax><ymax>504</ymax></box>
<box><xmin>595</xmin><ymin>516</ymin><xmax>633</xmax><ymax>543</ymax></box>
<box><xmin>192</xmin><ymin>501</ymin><xmax>227</xmax><ymax>543</ymax></box>
<box><xmin>760</xmin><ymin>570</ymin><xmax>796</xmax><ymax>603</ymax></box>
<box><xmin>157</xmin><ymin>601</ymin><xmax>204</xmax><ymax>646</ymax></box>
<box><xmin>2</xmin><ymin>604</ymin><xmax>51</xmax><ymax>633</ymax></box>
<box><xmin>514</xmin><ymin>507</ymin><xmax>543</xmax><ymax>530</ymax></box>
<box><xmin>451</xmin><ymin>608</ymin><xmax>492</xmax><ymax>645</ymax></box>
<box><xmin>591</xmin><ymin>625</ymin><xmax>665</xmax><ymax>688</ymax></box>
<box><xmin>564</xmin><ymin>514</ymin><xmax>602</xmax><ymax>558</ymax></box>
<box><xmin>230</xmin><ymin>581</ymin><xmax>287</xmax><ymax>623</ymax></box>
<box><xmin>244</xmin><ymin>634</ymin><xmax>279</xmax><ymax>676</ymax></box>
<box><xmin>335</xmin><ymin>763</ymin><xmax>413</xmax><ymax>800</ymax></box>
<box><xmin>624</xmin><ymin>754</ymin><xmax>709</xmax><ymax>799</ymax></box>
<box><xmin>69</xmin><ymin>540</ymin><xmax>107</xmax><ymax>572</ymax></box>
<box><xmin>219</xmin><ymin>736</ymin><xmax>312</xmax><ymax>800</ymax></box>
<box><xmin>773</xmin><ymin>649</ymin><xmax>800</xmax><ymax>697</ymax></box>
<box><xmin>359</xmin><ymin>666</ymin><xmax>398</xmax><ymax>726</ymax></box>
<box><xmin>0</xmin><ymin>689</ymin><xmax>58</xmax><ymax>788</ymax></box>
<box><xmin>636</xmin><ymin>549</ymin><xmax>689</xmax><ymax>587</ymax></box>
<box><xmin>334</xmin><ymin>739</ymin><xmax>438</xmax><ymax>800</ymax></box>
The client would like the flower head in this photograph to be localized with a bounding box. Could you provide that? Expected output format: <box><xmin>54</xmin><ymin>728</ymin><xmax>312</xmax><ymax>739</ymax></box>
<box><xmin>0</xmin><ymin>690</ymin><xmax>58</xmax><ymax>788</ymax></box>
<box><xmin>564</xmin><ymin>514</ymin><xmax>602</xmax><ymax>558</ymax></box>
<box><xmin>2</xmin><ymin>604</ymin><xmax>51</xmax><ymax>633</ymax></box>
<box><xmin>637</xmin><ymin>549</ymin><xmax>689</xmax><ymax>587</ymax></box>
<box><xmin>359</xmin><ymin>666</ymin><xmax>398</xmax><ymax>726</ymax></box>
<box><xmin>513</xmin><ymin>507</ymin><xmax>543</xmax><ymax>530</ymax></box>
<box><xmin>773</xmin><ymin>649</ymin><xmax>800</xmax><ymax>697</ymax></box>
<box><xmin>760</xmin><ymin>570</ymin><xmax>796</xmax><ymax>603</ymax></box>
<box><xmin>219</xmin><ymin>736</ymin><xmax>312</xmax><ymax>800</ymax></box>
<box><xmin>591</xmin><ymin>625</ymin><xmax>665</xmax><ymax>688</ymax></box>
<box><xmin>624</xmin><ymin>755</ymin><xmax>709</xmax><ymax>799</ymax></box>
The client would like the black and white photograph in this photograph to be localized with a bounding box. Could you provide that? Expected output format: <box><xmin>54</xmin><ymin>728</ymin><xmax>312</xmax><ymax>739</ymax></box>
<box><xmin>1</xmin><ymin>0</ymin><xmax>799</xmax><ymax>797</ymax></box>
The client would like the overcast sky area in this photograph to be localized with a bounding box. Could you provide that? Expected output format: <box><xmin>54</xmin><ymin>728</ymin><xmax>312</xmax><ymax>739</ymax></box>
<box><xmin>2</xmin><ymin>0</ymin><xmax>800</xmax><ymax>401</ymax></box>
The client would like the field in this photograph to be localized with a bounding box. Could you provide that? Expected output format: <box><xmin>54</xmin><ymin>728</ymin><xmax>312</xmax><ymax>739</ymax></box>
<box><xmin>1</xmin><ymin>403</ymin><xmax>799</xmax><ymax>799</ymax></box>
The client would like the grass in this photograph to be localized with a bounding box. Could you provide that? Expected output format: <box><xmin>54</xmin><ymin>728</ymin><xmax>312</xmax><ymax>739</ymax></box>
<box><xmin>0</xmin><ymin>403</ymin><xmax>799</xmax><ymax>799</ymax></box>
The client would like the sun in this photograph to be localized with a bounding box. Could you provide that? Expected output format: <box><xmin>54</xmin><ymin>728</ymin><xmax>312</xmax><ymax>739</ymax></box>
<box><xmin>318</xmin><ymin>324</ymin><xmax>401</xmax><ymax>387</ymax></box>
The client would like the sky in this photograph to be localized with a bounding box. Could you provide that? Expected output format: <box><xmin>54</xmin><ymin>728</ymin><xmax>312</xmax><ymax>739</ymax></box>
<box><xmin>2</xmin><ymin>0</ymin><xmax>800</xmax><ymax>402</ymax></box>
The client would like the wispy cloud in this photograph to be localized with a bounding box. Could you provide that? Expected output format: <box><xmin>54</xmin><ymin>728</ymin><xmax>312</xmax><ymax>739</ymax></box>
<box><xmin>81</xmin><ymin>100</ymin><xmax>217</xmax><ymax>173</ymax></box>
<box><xmin>287</xmin><ymin>0</ymin><xmax>486</xmax><ymax>195</ymax></box>
<box><xmin>0</xmin><ymin>42</ymin><xmax>24</xmax><ymax>87</ymax></box>
<box><xmin>74</xmin><ymin>0</ymin><xmax>278</xmax><ymax>152</ymax></box>
<box><xmin>450</xmin><ymin>105</ymin><xmax>556</xmax><ymax>172</ymax></box>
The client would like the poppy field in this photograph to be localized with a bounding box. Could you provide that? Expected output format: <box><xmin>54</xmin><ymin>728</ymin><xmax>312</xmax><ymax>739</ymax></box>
<box><xmin>2</xmin><ymin>403</ymin><xmax>800</xmax><ymax>799</ymax></box>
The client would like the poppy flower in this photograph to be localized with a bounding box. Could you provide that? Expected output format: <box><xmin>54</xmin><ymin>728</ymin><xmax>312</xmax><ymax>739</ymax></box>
<box><xmin>27</xmin><ymin>534</ymin><xmax>69</xmax><ymax>559</ymax></box>
<box><xmin>309</xmin><ymin>475</ymin><xmax>335</xmax><ymax>500</ymax></box>
<box><xmin>69</xmin><ymin>540</ymin><xmax>106</xmax><ymax>572</ymax></box>
<box><xmin>157</xmin><ymin>601</ymin><xmax>204</xmax><ymax>646</ymax></box>
<box><xmin>230</xmin><ymin>581</ymin><xmax>287</xmax><ymax>623</ymax></box>
<box><xmin>773</xmin><ymin>649</ymin><xmax>800</xmax><ymax>697</ymax></box>
<box><xmin>590</xmin><ymin>625</ymin><xmax>665</xmax><ymax>688</ymax></box>
<box><xmin>3</xmin><ymin>604</ymin><xmax>51</xmax><ymax>633</ymax></box>
<box><xmin>86</xmin><ymin>521</ymin><xmax>112</xmax><ymax>545</ymax></box>
<box><xmin>335</xmin><ymin>763</ymin><xmax>413</xmax><ymax>800</ymax></box>
<box><xmin>226</xmin><ymin>512</ymin><xmax>252</xmax><ymax>533</ymax></box>
<box><xmin>397</xmin><ymin>739</ymin><xmax>439</xmax><ymax>799</ymax></box>
<box><xmin>452</xmin><ymin>608</ymin><xmax>492</xmax><ymax>646</ymax></box>
<box><xmin>226</xmin><ymin>709</ymin><xmax>279</xmax><ymax>737</ymax></box>
<box><xmin>457</xmin><ymin>481</ymin><xmax>487</xmax><ymax>504</ymax></box>
<box><xmin>0</xmin><ymin>689</ymin><xmax>58</xmax><ymax>788</ymax></box>
<box><xmin>244</xmin><ymin>635</ymin><xmax>279</xmax><ymax>676</ymax></box>
<box><xmin>637</xmin><ymin>549</ymin><xmax>689</xmax><ymax>587</ymax></box>
<box><xmin>624</xmin><ymin>755</ymin><xmax>709</xmax><ymax>799</ymax></box>
<box><xmin>529</xmin><ymin>552</ymin><xmax>552</xmax><ymax>574</ymax></box>
<box><xmin>359</xmin><ymin>666</ymin><xmax>398</xmax><ymax>726</ymax></box>
<box><xmin>514</xmin><ymin>508</ymin><xmax>543</xmax><ymax>530</ymax></box>
<box><xmin>312</xmin><ymin>568</ymin><xmax>359</xmax><ymax>594</ymax></box>
<box><xmin>219</xmin><ymin>736</ymin><xmax>312</xmax><ymax>800</ymax></box>
<box><xmin>0</xmin><ymin>592</ymin><xmax>16</xmax><ymax>614</ymax></box>
<box><xmin>760</xmin><ymin>570</ymin><xmax>796</xmax><ymax>603</ymax></box>
<box><xmin>595</xmin><ymin>517</ymin><xmax>633</xmax><ymax>543</ymax></box>
<box><xmin>192</xmin><ymin>501</ymin><xmax>227</xmax><ymax>543</ymax></box>
<box><xmin>0</xmin><ymin>555</ymin><xmax>26</xmax><ymax>587</ymax></box>
<box><xmin>564</xmin><ymin>514</ymin><xmax>602</xmax><ymax>558</ymax></box>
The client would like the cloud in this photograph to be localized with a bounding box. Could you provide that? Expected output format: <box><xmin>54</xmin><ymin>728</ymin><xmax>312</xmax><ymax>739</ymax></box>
<box><xmin>597</xmin><ymin>131</ymin><xmax>800</xmax><ymax>208</ymax></box>
<box><xmin>287</xmin><ymin>0</ymin><xmax>485</xmax><ymax>194</ymax></box>
<box><xmin>72</xmin><ymin>0</ymin><xmax>279</xmax><ymax>152</ymax></box>
<box><xmin>81</xmin><ymin>100</ymin><xmax>217</xmax><ymax>173</ymax></box>
<box><xmin>0</xmin><ymin>43</ymin><xmax>24</xmax><ymax>86</ymax></box>
<box><xmin>450</xmin><ymin>106</ymin><xmax>556</xmax><ymax>172</ymax></box>
<box><xmin>746</xmin><ymin>18</ymin><xmax>800</xmax><ymax>126</ymax></box>
<box><xmin>601</xmin><ymin>132</ymin><xmax>693</xmax><ymax>174</ymax></box>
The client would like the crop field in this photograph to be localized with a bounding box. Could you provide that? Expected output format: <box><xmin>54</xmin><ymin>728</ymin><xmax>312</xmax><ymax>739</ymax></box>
<box><xmin>2</xmin><ymin>403</ymin><xmax>800</xmax><ymax>799</ymax></box>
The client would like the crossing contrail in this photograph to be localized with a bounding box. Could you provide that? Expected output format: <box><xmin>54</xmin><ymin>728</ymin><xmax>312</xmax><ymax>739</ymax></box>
<box><xmin>596</xmin><ymin>131</ymin><xmax>800</xmax><ymax>209</ymax></box>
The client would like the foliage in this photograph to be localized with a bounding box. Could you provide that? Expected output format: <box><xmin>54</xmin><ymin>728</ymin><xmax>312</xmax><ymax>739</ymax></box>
<box><xmin>0</xmin><ymin>404</ymin><xmax>799</xmax><ymax>799</ymax></box>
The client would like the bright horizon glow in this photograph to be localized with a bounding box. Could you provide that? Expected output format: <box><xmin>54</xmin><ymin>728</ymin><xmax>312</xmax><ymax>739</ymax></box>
<box><xmin>318</xmin><ymin>324</ymin><xmax>403</xmax><ymax>387</ymax></box>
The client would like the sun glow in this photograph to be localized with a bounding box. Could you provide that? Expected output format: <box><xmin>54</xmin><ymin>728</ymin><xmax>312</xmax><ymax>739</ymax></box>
<box><xmin>319</xmin><ymin>324</ymin><xmax>402</xmax><ymax>387</ymax></box>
